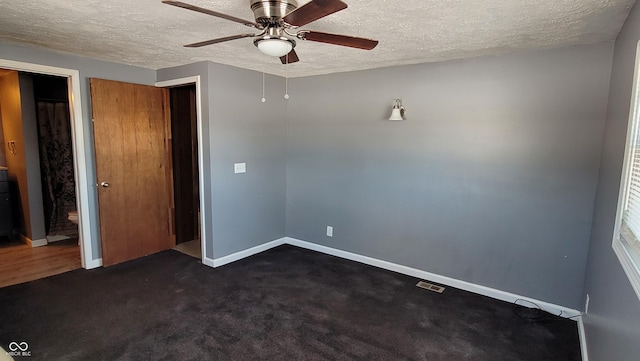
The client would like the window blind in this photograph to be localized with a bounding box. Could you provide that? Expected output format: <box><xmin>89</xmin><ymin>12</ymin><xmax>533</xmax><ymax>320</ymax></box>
<box><xmin>623</xmin><ymin>126</ymin><xmax>640</xmax><ymax>249</ymax></box>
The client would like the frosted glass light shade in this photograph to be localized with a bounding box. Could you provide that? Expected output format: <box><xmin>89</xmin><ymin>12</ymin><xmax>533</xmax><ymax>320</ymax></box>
<box><xmin>389</xmin><ymin>99</ymin><xmax>406</xmax><ymax>120</ymax></box>
<box><xmin>389</xmin><ymin>108</ymin><xmax>404</xmax><ymax>121</ymax></box>
<box><xmin>257</xmin><ymin>39</ymin><xmax>293</xmax><ymax>57</ymax></box>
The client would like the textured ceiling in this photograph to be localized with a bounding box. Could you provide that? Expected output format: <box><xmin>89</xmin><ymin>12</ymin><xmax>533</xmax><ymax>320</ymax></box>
<box><xmin>0</xmin><ymin>0</ymin><xmax>636</xmax><ymax>78</ymax></box>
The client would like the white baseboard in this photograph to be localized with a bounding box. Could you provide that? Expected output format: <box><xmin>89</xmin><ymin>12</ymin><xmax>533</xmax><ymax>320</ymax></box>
<box><xmin>20</xmin><ymin>234</ymin><xmax>47</xmax><ymax>248</ymax></box>
<box><xmin>201</xmin><ymin>236</ymin><xmax>581</xmax><ymax>318</ymax></box>
<box><xmin>211</xmin><ymin>238</ymin><xmax>287</xmax><ymax>267</ymax></box>
<box><xmin>46</xmin><ymin>235</ymin><xmax>71</xmax><ymax>243</ymax></box>
<box><xmin>284</xmin><ymin>237</ymin><xmax>582</xmax><ymax>318</ymax></box>
<box><xmin>31</xmin><ymin>238</ymin><xmax>48</xmax><ymax>247</ymax></box>
<box><xmin>578</xmin><ymin>316</ymin><xmax>589</xmax><ymax>361</ymax></box>
<box><xmin>84</xmin><ymin>257</ymin><xmax>102</xmax><ymax>269</ymax></box>
<box><xmin>203</xmin><ymin>256</ymin><xmax>215</xmax><ymax>268</ymax></box>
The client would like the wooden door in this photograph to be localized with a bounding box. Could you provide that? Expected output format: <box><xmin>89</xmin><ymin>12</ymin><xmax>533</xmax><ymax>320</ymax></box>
<box><xmin>90</xmin><ymin>78</ymin><xmax>175</xmax><ymax>266</ymax></box>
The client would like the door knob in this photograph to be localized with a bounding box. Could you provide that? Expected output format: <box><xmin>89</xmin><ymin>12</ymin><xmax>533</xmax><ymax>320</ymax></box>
<box><xmin>100</xmin><ymin>182</ymin><xmax>110</xmax><ymax>188</ymax></box>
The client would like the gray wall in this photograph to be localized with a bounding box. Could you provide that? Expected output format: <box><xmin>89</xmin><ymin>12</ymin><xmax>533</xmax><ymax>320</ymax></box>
<box><xmin>583</xmin><ymin>1</ymin><xmax>640</xmax><ymax>360</ymax></box>
<box><xmin>0</xmin><ymin>42</ymin><xmax>156</xmax><ymax>260</ymax></box>
<box><xmin>18</xmin><ymin>73</ymin><xmax>46</xmax><ymax>241</ymax></box>
<box><xmin>286</xmin><ymin>43</ymin><xmax>614</xmax><ymax>309</ymax></box>
<box><xmin>157</xmin><ymin>62</ymin><xmax>287</xmax><ymax>260</ymax></box>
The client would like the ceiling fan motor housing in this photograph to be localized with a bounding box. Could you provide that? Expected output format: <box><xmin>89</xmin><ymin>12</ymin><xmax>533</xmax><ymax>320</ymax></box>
<box><xmin>250</xmin><ymin>0</ymin><xmax>298</xmax><ymax>26</ymax></box>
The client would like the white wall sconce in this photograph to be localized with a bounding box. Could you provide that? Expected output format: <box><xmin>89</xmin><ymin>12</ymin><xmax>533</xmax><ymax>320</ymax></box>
<box><xmin>389</xmin><ymin>99</ymin><xmax>406</xmax><ymax>120</ymax></box>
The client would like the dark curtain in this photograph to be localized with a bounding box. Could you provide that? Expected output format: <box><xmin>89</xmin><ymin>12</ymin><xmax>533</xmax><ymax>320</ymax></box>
<box><xmin>36</xmin><ymin>101</ymin><xmax>77</xmax><ymax>237</ymax></box>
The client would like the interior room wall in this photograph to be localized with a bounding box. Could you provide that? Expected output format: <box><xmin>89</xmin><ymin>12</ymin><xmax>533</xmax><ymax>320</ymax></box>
<box><xmin>0</xmin><ymin>103</ymin><xmax>4</xmax><ymax>166</ymax></box>
<box><xmin>0</xmin><ymin>78</ymin><xmax>7</xmax><ymax>167</ymax></box>
<box><xmin>157</xmin><ymin>62</ymin><xmax>287</xmax><ymax>260</ymax></box>
<box><xmin>582</xmin><ymin>1</ymin><xmax>640</xmax><ymax>359</ymax></box>
<box><xmin>0</xmin><ymin>70</ymin><xmax>46</xmax><ymax>242</ymax></box>
<box><xmin>286</xmin><ymin>42</ymin><xmax>614</xmax><ymax>310</ymax></box>
<box><xmin>0</xmin><ymin>42</ymin><xmax>157</xmax><ymax>261</ymax></box>
<box><xmin>0</xmin><ymin>70</ymin><xmax>30</xmax><ymax>237</ymax></box>
<box><xmin>17</xmin><ymin>72</ymin><xmax>46</xmax><ymax>242</ymax></box>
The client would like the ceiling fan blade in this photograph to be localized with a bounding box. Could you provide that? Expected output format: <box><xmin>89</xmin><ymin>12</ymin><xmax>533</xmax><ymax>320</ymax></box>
<box><xmin>162</xmin><ymin>0</ymin><xmax>259</xmax><ymax>28</ymax></box>
<box><xmin>184</xmin><ymin>34</ymin><xmax>256</xmax><ymax>48</ymax></box>
<box><xmin>280</xmin><ymin>49</ymin><xmax>300</xmax><ymax>64</ymax></box>
<box><xmin>302</xmin><ymin>31</ymin><xmax>378</xmax><ymax>50</ymax></box>
<box><xmin>283</xmin><ymin>0</ymin><xmax>347</xmax><ymax>27</ymax></box>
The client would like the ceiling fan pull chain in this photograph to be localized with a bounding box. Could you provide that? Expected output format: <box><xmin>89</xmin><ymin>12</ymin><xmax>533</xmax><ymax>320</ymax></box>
<box><xmin>284</xmin><ymin>76</ymin><xmax>290</xmax><ymax>100</ymax></box>
<box><xmin>284</xmin><ymin>52</ymin><xmax>290</xmax><ymax>100</ymax></box>
<box><xmin>261</xmin><ymin>72</ymin><xmax>267</xmax><ymax>103</ymax></box>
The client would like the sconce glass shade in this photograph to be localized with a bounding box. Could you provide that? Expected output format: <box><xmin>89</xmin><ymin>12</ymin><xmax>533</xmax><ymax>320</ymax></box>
<box><xmin>389</xmin><ymin>99</ymin><xmax>406</xmax><ymax>120</ymax></box>
<box><xmin>389</xmin><ymin>108</ymin><xmax>404</xmax><ymax>121</ymax></box>
<box><xmin>256</xmin><ymin>38</ymin><xmax>294</xmax><ymax>57</ymax></box>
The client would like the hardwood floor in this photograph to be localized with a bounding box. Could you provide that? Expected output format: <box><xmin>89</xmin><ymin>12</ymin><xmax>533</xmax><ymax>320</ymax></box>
<box><xmin>0</xmin><ymin>238</ymin><xmax>81</xmax><ymax>288</ymax></box>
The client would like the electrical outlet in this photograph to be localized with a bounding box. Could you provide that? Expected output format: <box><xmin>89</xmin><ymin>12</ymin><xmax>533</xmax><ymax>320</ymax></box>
<box><xmin>585</xmin><ymin>294</ymin><xmax>590</xmax><ymax>314</ymax></box>
<box><xmin>326</xmin><ymin>226</ymin><xmax>333</xmax><ymax>237</ymax></box>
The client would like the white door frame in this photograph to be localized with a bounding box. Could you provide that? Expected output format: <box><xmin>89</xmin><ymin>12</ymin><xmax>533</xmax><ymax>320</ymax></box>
<box><xmin>155</xmin><ymin>76</ymin><xmax>207</xmax><ymax>263</ymax></box>
<box><xmin>0</xmin><ymin>59</ymin><xmax>96</xmax><ymax>269</ymax></box>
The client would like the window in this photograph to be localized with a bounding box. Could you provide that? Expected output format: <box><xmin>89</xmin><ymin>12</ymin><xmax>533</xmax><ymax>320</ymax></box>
<box><xmin>613</xmin><ymin>42</ymin><xmax>640</xmax><ymax>301</ymax></box>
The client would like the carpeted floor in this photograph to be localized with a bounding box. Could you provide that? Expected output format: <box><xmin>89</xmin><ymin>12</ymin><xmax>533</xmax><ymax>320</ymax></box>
<box><xmin>0</xmin><ymin>245</ymin><xmax>580</xmax><ymax>361</ymax></box>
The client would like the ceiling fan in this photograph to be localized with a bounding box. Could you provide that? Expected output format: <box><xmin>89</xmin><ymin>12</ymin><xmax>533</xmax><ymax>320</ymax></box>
<box><xmin>162</xmin><ymin>0</ymin><xmax>379</xmax><ymax>64</ymax></box>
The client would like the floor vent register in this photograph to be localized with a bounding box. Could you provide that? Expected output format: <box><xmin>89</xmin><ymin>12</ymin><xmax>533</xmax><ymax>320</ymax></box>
<box><xmin>416</xmin><ymin>281</ymin><xmax>445</xmax><ymax>293</ymax></box>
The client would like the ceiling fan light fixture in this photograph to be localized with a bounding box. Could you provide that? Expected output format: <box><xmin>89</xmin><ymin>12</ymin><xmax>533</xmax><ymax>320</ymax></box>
<box><xmin>255</xmin><ymin>37</ymin><xmax>295</xmax><ymax>57</ymax></box>
<box><xmin>164</xmin><ymin>0</ymin><xmax>378</xmax><ymax>65</ymax></box>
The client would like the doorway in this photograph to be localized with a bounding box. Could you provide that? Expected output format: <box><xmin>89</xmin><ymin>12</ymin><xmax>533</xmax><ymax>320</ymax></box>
<box><xmin>156</xmin><ymin>76</ymin><xmax>207</xmax><ymax>263</ymax></box>
<box><xmin>32</xmin><ymin>74</ymin><xmax>79</xmax><ymax>243</ymax></box>
<box><xmin>169</xmin><ymin>84</ymin><xmax>201</xmax><ymax>259</ymax></box>
<box><xmin>0</xmin><ymin>59</ymin><xmax>94</xmax><ymax>270</ymax></box>
<box><xmin>0</xmin><ymin>69</ymin><xmax>81</xmax><ymax>286</ymax></box>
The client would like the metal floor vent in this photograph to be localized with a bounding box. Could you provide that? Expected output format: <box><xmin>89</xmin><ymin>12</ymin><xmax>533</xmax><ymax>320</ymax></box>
<box><xmin>416</xmin><ymin>281</ymin><xmax>445</xmax><ymax>293</ymax></box>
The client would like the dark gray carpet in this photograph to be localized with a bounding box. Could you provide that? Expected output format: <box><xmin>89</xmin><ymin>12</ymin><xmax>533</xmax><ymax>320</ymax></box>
<box><xmin>0</xmin><ymin>245</ymin><xmax>580</xmax><ymax>361</ymax></box>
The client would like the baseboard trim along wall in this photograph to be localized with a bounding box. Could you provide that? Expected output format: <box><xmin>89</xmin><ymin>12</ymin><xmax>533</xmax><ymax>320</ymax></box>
<box><xmin>284</xmin><ymin>237</ymin><xmax>582</xmax><ymax>318</ymax></box>
<box><xmin>84</xmin><ymin>257</ymin><xmax>102</xmax><ymax>269</ymax></box>
<box><xmin>211</xmin><ymin>238</ymin><xmax>287</xmax><ymax>268</ymax></box>
<box><xmin>203</xmin><ymin>256</ymin><xmax>215</xmax><ymax>268</ymax></box>
<box><xmin>20</xmin><ymin>234</ymin><xmax>47</xmax><ymax>248</ymax></box>
<box><xmin>209</xmin><ymin>236</ymin><xmax>581</xmax><ymax>318</ymax></box>
<box><xmin>578</xmin><ymin>316</ymin><xmax>589</xmax><ymax>361</ymax></box>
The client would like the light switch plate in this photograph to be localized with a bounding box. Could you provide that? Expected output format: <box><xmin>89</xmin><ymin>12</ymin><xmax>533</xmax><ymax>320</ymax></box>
<box><xmin>234</xmin><ymin>163</ymin><xmax>246</xmax><ymax>174</ymax></box>
<box><xmin>326</xmin><ymin>226</ymin><xmax>333</xmax><ymax>237</ymax></box>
